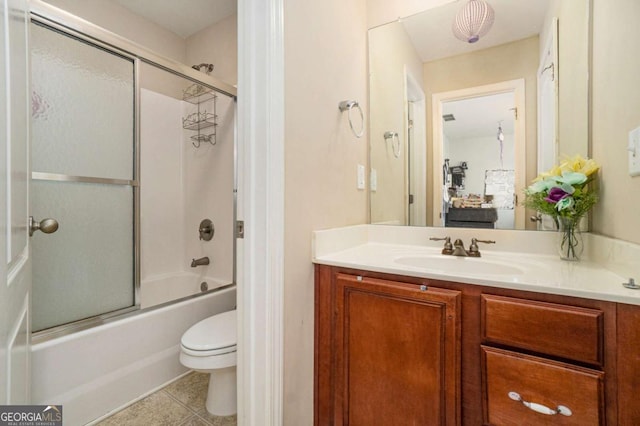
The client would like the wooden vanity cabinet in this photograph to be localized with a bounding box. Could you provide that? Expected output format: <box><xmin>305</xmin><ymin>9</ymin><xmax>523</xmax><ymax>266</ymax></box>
<box><xmin>315</xmin><ymin>269</ymin><xmax>461</xmax><ymax>425</ymax></box>
<box><xmin>315</xmin><ymin>264</ymin><xmax>640</xmax><ymax>425</ymax></box>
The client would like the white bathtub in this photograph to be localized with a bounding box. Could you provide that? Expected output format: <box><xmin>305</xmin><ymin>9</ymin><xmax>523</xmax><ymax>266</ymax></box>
<box><xmin>140</xmin><ymin>271</ymin><xmax>231</xmax><ymax>309</ymax></box>
<box><xmin>31</xmin><ymin>285</ymin><xmax>236</xmax><ymax>426</ymax></box>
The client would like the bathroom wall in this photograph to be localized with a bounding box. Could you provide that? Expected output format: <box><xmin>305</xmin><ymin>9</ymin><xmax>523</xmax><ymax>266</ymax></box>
<box><xmin>140</xmin><ymin>89</ymin><xmax>184</xmax><ymax>280</ymax></box>
<box><xmin>369</xmin><ymin>19</ymin><xmax>424</xmax><ymax>225</ymax></box>
<box><xmin>423</xmin><ymin>36</ymin><xmax>539</xmax><ymax>227</ymax></box>
<box><xmin>139</xmin><ymin>85</ymin><xmax>235</xmax><ymax>306</ymax></box>
<box><xmin>591</xmin><ymin>0</ymin><xmax>640</xmax><ymax>244</ymax></box>
<box><xmin>283</xmin><ymin>0</ymin><xmax>368</xmax><ymax>423</ymax></box>
<box><xmin>181</xmin><ymin>93</ymin><xmax>236</xmax><ymax>286</ymax></box>
<box><xmin>42</xmin><ymin>0</ymin><xmax>186</xmax><ymax>62</ymax></box>
<box><xmin>186</xmin><ymin>14</ymin><xmax>238</xmax><ymax>86</ymax></box>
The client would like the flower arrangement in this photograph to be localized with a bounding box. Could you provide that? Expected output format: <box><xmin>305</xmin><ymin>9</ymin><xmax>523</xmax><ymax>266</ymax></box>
<box><xmin>524</xmin><ymin>155</ymin><xmax>600</xmax><ymax>260</ymax></box>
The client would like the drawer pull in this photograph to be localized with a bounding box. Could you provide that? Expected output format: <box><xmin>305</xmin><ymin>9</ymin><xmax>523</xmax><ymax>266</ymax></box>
<box><xmin>508</xmin><ymin>392</ymin><xmax>572</xmax><ymax>417</ymax></box>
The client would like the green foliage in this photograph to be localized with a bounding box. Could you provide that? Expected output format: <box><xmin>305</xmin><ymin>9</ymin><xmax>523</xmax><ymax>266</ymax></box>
<box><xmin>524</xmin><ymin>183</ymin><xmax>598</xmax><ymax>225</ymax></box>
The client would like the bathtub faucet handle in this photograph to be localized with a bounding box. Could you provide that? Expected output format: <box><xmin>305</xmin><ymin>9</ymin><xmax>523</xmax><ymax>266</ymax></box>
<box><xmin>191</xmin><ymin>256</ymin><xmax>210</xmax><ymax>267</ymax></box>
<box><xmin>198</xmin><ymin>219</ymin><xmax>214</xmax><ymax>241</ymax></box>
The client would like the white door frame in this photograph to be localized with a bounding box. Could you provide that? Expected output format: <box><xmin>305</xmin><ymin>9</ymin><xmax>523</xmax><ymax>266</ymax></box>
<box><xmin>1</xmin><ymin>0</ymin><xmax>31</xmax><ymax>405</ymax></box>
<box><xmin>237</xmin><ymin>0</ymin><xmax>285</xmax><ymax>424</ymax></box>
<box><xmin>405</xmin><ymin>69</ymin><xmax>427</xmax><ymax>227</ymax></box>
<box><xmin>432</xmin><ymin>79</ymin><xmax>526</xmax><ymax>229</ymax></box>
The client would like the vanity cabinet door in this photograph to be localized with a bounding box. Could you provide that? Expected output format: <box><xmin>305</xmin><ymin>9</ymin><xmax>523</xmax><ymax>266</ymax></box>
<box><xmin>333</xmin><ymin>273</ymin><xmax>461</xmax><ymax>426</ymax></box>
<box><xmin>482</xmin><ymin>346</ymin><xmax>604</xmax><ymax>425</ymax></box>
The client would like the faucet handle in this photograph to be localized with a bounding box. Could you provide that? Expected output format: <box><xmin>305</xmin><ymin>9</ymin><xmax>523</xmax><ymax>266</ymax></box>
<box><xmin>430</xmin><ymin>236</ymin><xmax>453</xmax><ymax>255</ymax></box>
<box><xmin>468</xmin><ymin>238</ymin><xmax>496</xmax><ymax>257</ymax></box>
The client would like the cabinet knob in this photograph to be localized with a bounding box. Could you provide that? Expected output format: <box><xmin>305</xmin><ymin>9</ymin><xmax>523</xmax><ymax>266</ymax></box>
<box><xmin>508</xmin><ymin>392</ymin><xmax>572</xmax><ymax>417</ymax></box>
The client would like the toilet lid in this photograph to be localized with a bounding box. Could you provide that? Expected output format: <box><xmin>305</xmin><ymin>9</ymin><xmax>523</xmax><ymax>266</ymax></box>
<box><xmin>181</xmin><ymin>309</ymin><xmax>236</xmax><ymax>352</ymax></box>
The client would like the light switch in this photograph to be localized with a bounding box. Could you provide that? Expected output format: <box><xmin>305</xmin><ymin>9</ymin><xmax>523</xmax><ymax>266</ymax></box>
<box><xmin>370</xmin><ymin>169</ymin><xmax>378</xmax><ymax>191</ymax></box>
<box><xmin>629</xmin><ymin>127</ymin><xmax>640</xmax><ymax>177</ymax></box>
<box><xmin>357</xmin><ymin>164</ymin><xmax>365</xmax><ymax>190</ymax></box>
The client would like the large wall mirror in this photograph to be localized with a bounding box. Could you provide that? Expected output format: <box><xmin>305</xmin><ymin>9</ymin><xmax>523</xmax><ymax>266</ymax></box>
<box><xmin>368</xmin><ymin>0</ymin><xmax>590</xmax><ymax>231</ymax></box>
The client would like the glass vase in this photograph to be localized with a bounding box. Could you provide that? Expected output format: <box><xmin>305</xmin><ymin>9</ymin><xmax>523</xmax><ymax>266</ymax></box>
<box><xmin>556</xmin><ymin>217</ymin><xmax>583</xmax><ymax>261</ymax></box>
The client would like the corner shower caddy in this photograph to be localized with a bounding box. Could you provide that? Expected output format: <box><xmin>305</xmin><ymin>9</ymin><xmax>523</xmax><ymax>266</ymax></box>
<box><xmin>182</xmin><ymin>83</ymin><xmax>218</xmax><ymax>148</ymax></box>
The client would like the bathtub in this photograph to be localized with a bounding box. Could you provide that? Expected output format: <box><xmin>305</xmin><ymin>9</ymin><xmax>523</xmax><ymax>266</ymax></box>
<box><xmin>140</xmin><ymin>271</ymin><xmax>231</xmax><ymax>309</ymax></box>
<box><xmin>31</xmin><ymin>285</ymin><xmax>236</xmax><ymax>426</ymax></box>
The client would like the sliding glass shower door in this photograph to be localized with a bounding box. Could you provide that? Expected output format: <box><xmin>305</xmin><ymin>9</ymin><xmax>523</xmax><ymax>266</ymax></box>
<box><xmin>30</xmin><ymin>21</ymin><xmax>137</xmax><ymax>332</ymax></box>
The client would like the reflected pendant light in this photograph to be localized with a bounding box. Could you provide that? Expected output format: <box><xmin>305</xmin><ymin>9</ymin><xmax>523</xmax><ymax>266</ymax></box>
<box><xmin>497</xmin><ymin>122</ymin><xmax>505</xmax><ymax>168</ymax></box>
<box><xmin>452</xmin><ymin>0</ymin><xmax>495</xmax><ymax>43</ymax></box>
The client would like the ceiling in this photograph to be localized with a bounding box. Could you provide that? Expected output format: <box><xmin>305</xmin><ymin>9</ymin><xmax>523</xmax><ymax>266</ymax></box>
<box><xmin>443</xmin><ymin>92</ymin><xmax>515</xmax><ymax>140</ymax></box>
<box><xmin>402</xmin><ymin>0</ymin><xmax>551</xmax><ymax>62</ymax></box>
<box><xmin>112</xmin><ymin>0</ymin><xmax>237</xmax><ymax>39</ymax></box>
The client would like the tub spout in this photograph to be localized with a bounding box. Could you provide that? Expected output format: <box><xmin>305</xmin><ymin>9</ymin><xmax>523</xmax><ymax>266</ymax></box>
<box><xmin>191</xmin><ymin>256</ymin><xmax>210</xmax><ymax>267</ymax></box>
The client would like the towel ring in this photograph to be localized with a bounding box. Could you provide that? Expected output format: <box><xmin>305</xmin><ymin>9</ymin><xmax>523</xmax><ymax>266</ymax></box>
<box><xmin>339</xmin><ymin>100</ymin><xmax>364</xmax><ymax>138</ymax></box>
<box><xmin>384</xmin><ymin>131</ymin><xmax>401</xmax><ymax>158</ymax></box>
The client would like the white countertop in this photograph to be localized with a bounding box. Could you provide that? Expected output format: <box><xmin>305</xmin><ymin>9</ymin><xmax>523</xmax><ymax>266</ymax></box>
<box><xmin>313</xmin><ymin>225</ymin><xmax>640</xmax><ymax>305</ymax></box>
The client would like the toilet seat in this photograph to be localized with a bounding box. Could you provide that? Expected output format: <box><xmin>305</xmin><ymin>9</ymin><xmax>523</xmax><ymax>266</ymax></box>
<box><xmin>181</xmin><ymin>310</ymin><xmax>236</xmax><ymax>356</ymax></box>
<box><xmin>181</xmin><ymin>344</ymin><xmax>236</xmax><ymax>357</ymax></box>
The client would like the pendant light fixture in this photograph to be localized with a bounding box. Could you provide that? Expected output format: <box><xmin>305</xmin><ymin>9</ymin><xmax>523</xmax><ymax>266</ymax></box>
<box><xmin>452</xmin><ymin>0</ymin><xmax>495</xmax><ymax>44</ymax></box>
<box><xmin>497</xmin><ymin>121</ymin><xmax>505</xmax><ymax>168</ymax></box>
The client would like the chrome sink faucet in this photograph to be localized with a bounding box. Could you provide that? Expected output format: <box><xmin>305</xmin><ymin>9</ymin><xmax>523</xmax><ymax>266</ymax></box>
<box><xmin>452</xmin><ymin>239</ymin><xmax>469</xmax><ymax>257</ymax></box>
<box><xmin>431</xmin><ymin>237</ymin><xmax>495</xmax><ymax>257</ymax></box>
<box><xmin>429</xmin><ymin>236</ymin><xmax>453</xmax><ymax>255</ymax></box>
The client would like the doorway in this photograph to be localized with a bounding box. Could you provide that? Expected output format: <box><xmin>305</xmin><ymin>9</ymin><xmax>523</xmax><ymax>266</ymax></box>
<box><xmin>432</xmin><ymin>79</ymin><xmax>526</xmax><ymax>230</ymax></box>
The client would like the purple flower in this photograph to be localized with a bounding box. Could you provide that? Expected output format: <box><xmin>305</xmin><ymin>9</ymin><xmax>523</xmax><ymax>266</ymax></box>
<box><xmin>545</xmin><ymin>187</ymin><xmax>570</xmax><ymax>204</ymax></box>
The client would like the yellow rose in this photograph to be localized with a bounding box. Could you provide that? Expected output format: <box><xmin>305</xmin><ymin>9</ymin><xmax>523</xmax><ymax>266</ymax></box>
<box><xmin>579</xmin><ymin>158</ymin><xmax>600</xmax><ymax>176</ymax></box>
<box><xmin>558</xmin><ymin>155</ymin><xmax>599</xmax><ymax>176</ymax></box>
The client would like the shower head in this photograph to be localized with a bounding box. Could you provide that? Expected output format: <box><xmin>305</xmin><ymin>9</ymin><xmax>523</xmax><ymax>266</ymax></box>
<box><xmin>191</xmin><ymin>63</ymin><xmax>214</xmax><ymax>74</ymax></box>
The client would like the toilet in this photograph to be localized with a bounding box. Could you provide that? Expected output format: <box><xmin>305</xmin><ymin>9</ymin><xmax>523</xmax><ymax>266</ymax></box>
<box><xmin>180</xmin><ymin>309</ymin><xmax>237</xmax><ymax>416</ymax></box>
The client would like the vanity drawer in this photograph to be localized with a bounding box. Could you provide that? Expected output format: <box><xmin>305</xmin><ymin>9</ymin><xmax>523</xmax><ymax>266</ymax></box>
<box><xmin>482</xmin><ymin>346</ymin><xmax>604</xmax><ymax>425</ymax></box>
<box><xmin>481</xmin><ymin>294</ymin><xmax>603</xmax><ymax>365</ymax></box>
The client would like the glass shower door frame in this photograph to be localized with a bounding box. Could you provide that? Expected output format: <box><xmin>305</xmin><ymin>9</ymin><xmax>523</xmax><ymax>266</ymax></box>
<box><xmin>30</xmin><ymin>17</ymin><xmax>141</xmax><ymax>340</ymax></box>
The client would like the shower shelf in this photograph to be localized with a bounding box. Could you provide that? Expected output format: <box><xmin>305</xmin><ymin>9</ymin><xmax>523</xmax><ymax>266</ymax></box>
<box><xmin>182</xmin><ymin>82</ymin><xmax>218</xmax><ymax>148</ymax></box>
<box><xmin>183</xmin><ymin>84</ymin><xmax>217</xmax><ymax>104</ymax></box>
<box><xmin>182</xmin><ymin>112</ymin><xmax>218</xmax><ymax>131</ymax></box>
<box><xmin>190</xmin><ymin>133</ymin><xmax>215</xmax><ymax>144</ymax></box>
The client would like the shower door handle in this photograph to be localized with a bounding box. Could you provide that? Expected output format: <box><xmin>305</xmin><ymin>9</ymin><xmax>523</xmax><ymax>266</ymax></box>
<box><xmin>29</xmin><ymin>216</ymin><xmax>59</xmax><ymax>237</ymax></box>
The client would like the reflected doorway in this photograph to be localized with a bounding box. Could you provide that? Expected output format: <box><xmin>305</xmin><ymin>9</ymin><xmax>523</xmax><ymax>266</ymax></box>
<box><xmin>432</xmin><ymin>79</ymin><xmax>526</xmax><ymax>230</ymax></box>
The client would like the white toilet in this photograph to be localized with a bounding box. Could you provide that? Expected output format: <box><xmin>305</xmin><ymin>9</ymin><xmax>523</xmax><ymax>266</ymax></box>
<box><xmin>180</xmin><ymin>309</ymin><xmax>237</xmax><ymax>416</ymax></box>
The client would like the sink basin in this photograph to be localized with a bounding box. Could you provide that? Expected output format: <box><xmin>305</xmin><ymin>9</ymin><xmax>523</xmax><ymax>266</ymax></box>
<box><xmin>394</xmin><ymin>255</ymin><xmax>526</xmax><ymax>276</ymax></box>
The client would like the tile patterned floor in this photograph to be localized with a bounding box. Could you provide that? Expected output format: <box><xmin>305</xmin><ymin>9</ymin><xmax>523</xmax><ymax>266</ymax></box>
<box><xmin>97</xmin><ymin>372</ymin><xmax>236</xmax><ymax>426</ymax></box>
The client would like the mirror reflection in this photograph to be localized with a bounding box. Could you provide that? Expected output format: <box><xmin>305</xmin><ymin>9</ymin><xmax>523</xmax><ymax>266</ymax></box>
<box><xmin>442</xmin><ymin>92</ymin><xmax>517</xmax><ymax>229</ymax></box>
<box><xmin>368</xmin><ymin>0</ymin><xmax>590</xmax><ymax>230</ymax></box>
